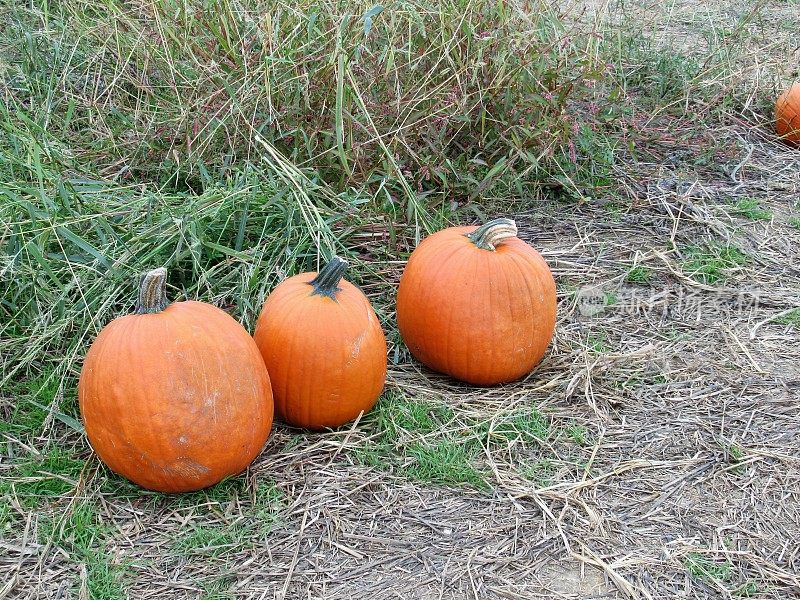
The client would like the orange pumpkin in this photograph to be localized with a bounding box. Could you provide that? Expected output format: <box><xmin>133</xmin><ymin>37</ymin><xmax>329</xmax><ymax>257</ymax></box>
<box><xmin>253</xmin><ymin>257</ymin><xmax>387</xmax><ymax>429</ymax></box>
<box><xmin>78</xmin><ymin>268</ymin><xmax>274</xmax><ymax>493</ymax></box>
<box><xmin>397</xmin><ymin>218</ymin><xmax>557</xmax><ymax>386</ymax></box>
<box><xmin>776</xmin><ymin>83</ymin><xmax>800</xmax><ymax>146</ymax></box>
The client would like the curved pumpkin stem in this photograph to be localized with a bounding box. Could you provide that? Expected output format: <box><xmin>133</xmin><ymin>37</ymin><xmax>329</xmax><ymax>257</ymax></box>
<box><xmin>309</xmin><ymin>256</ymin><xmax>348</xmax><ymax>299</ymax></box>
<box><xmin>467</xmin><ymin>218</ymin><xmax>518</xmax><ymax>251</ymax></box>
<box><xmin>135</xmin><ymin>268</ymin><xmax>169</xmax><ymax>314</ymax></box>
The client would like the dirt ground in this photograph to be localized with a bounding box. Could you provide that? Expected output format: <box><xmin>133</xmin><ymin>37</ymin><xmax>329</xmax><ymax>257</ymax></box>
<box><xmin>3</xmin><ymin>1</ymin><xmax>800</xmax><ymax>599</ymax></box>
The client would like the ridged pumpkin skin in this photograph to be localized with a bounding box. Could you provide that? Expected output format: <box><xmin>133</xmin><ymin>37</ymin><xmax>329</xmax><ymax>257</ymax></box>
<box><xmin>79</xmin><ymin>270</ymin><xmax>273</xmax><ymax>493</ymax></box>
<box><xmin>776</xmin><ymin>84</ymin><xmax>800</xmax><ymax>146</ymax></box>
<box><xmin>397</xmin><ymin>218</ymin><xmax>557</xmax><ymax>386</ymax></box>
<box><xmin>253</xmin><ymin>257</ymin><xmax>387</xmax><ymax>430</ymax></box>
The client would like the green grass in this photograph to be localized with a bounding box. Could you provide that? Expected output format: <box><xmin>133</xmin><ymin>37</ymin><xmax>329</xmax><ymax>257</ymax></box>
<box><xmin>352</xmin><ymin>392</ymin><xmax>587</xmax><ymax>489</ymax></box>
<box><xmin>0</xmin><ymin>0</ymin><xmax>789</xmax><ymax>596</ymax></box>
<box><xmin>404</xmin><ymin>441</ymin><xmax>486</xmax><ymax>488</ymax></box>
<box><xmin>39</xmin><ymin>503</ymin><xmax>126</xmax><ymax>599</ymax></box>
<box><xmin>253</xmin><ymin>479</ymin><xmax>287</xmax><ymax>536</ymax></box>
<box><xmin>352</xmin><ymin>392</ymin><xmax>481</xmax><ymax>486</ymax></box>
<box><xmin>201</xmin><ymin>579</ymin><xmax>237</xmax><ymax>600</ymax></box>
<box><xmin>168</xmin><ymin>476</ymin><xmax>252</xmax><ymax>510</ymax></box>
<box><xmin>776</xmin><ymin>308</ymin><xmax>800</xmax><ymax>328</ymax></box>
<box><xmin>382</xmin><ymin>393</ymin><xmax>455</xmax><ymax>438</ymax></box>
<box><xmin>481</xmin><ymin>408</ymin><xmax>550</xmax><ymax>447</ymax></box>
<box><xmin>1</xmin><ymin>173</ymin><xmax>343</xmax><ymax>386</ymax></box>
<box><xmin>681</xmin><ymin>243</ymin><xmax>748</xmax><ymax>285</ymax></box>
<box><xmin>521</xmin><ymin>459</ymin><xmax>556</xmax><ymax>488</ymax></box>
<box><xmin>0</xmin><ymin>0</ymin><xmax>626</xmax><ymax>393</ymax></box>
<box><xmin>726</xmin><ymin>444</ymin><xmax>745</xmax><ymax>463</ymax></box>
<box><xmin>588</xmin><ymin>331</ymin><xmax>611</xmax><ymax>353</ymax></box>
<box><xmin>1</xmin><ymin>447</ymin><xmax>86</xmax><ymax>507</ymax></box>
<box><xmin>610</xmin><ymin>2</ymin><xmax>769</xmax><ymax>117</ymax></box>
<box><xmin>684</xmin><ymin>552</ymin><xmax>733</xmax><ymax>582</ymax></box>
<box><xmin>0</xmin><ymin>393</ymin><xmax>49</xmax><ymax>438</ymax></box>
<box><xmin>0</xmin><ymin>0</ymin><xmax>609</xmax><ymax>235</ymax></box>
<box><xmin>603</xmin><ymin>291</ymin><xmax>618</xmax><ymax>306</ymax></box>
<box><xmin>707</xmin><ymin>537</ymin><xmax>761</xmax><ymax>596</ymax></box>
<box><xmin>566</xmin><ymin>423</ymin><xmax>589</xmax><ymax>446</ymax></box>
<box><xmin>353</xmin><ymin>394</ymin><xmax>561</xmax><ymax>487</ymax></box>
<box><xmin>733</xmin><ymin>581</ymin><xmax>759</xmax><ymax>597</ymax></box>
<box><xmin>616</xmin><ymin>37</ymin><xmax>703</xmax><ymax>106</ymax></box>
<box><xmin>100</xmin><ymin>477</ymin><xmax>288</xmax><ymax>561</ymax></box>
<box><xmin>0</xmin><ymin>503</ymin><xmax>13</xmax><ymax>534</ymax></box>
<box><xmin>0</xmin><ymin>369</ymin><xmax>82</xmax><ymax>441</ymax></box>
<box><xmin>175</xmin><ymin>524</ymin><xmax>250</xmax><ymax>557</ymax></box>
<box><xmin>359</xmin><ymin>391</ymin><xmax>455</xmax><ymax>447</ymax></box>
<box><xmin>351</xmin><ymin>442</ymin><xmax>392</xmax><ymax>470</ymax></box>
<box><xmin>789</xmin><ymin>217</ymin><xmax>800</xmax><ymax>230</ymax></box>
<box><xmin>625</xmin><ymin>266</ymin><xmax>652</xmax><ymax>284</ymax></box>
<box><xmin>172</xmin><ymin>478</ymin><xmax>285</xmax><ymax>544</ymax></box>
<box><xmin>731</xmin><ymin>198</ymin><xmax>772</xmax><ymax>221</ymax></box>
<box><xmin>602</xmin><ymin>201</ymin><xmax>626</xmax><ymax>221</ymax></box>
<box><xmin>722</xmin><ymin>442</ymin><xmax>746</xmax><ymax>475</ymax></box>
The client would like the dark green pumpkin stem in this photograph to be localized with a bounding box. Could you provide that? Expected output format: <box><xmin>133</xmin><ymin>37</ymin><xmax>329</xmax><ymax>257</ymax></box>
<box><xmin>467</xmin><ymin>217</ymin><xmax>518</xmax><ymax>250</ymax></box>
<box><xmin>309</xmin><ymin>256</ymin><xmax>348</xmax><ymax>299</ymax></box>
<box><xmin>135</xmin><ymin>267</ymin><xmax>169</xmax><ymax>314</ymax></box>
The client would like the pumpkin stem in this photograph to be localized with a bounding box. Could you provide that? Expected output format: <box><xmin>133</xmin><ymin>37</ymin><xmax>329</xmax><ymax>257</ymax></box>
<box><xmin>467</xmin><ymin>217</ymin><xmax>518</xmax><ymax>251</ymax></box>
<box><xmin>309</xmin><ymin>256</ymin><xmax>348</xmax><ymax>299</ymax></box>
<box><xmin>135</xmin><ymin>268</ymin><xmax>169</xmax><ymax>314</ymax></box>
